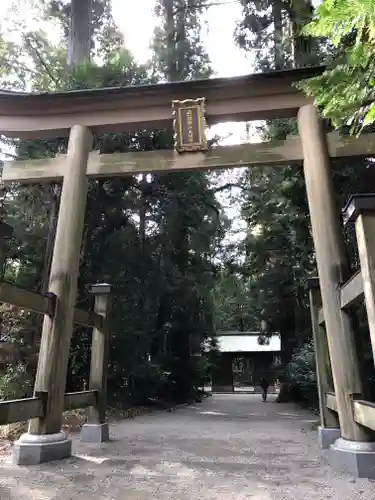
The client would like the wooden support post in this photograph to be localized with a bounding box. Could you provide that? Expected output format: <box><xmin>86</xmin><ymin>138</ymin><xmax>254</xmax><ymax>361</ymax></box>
<box><xmin>305</xmin><ymin>278</ymin><xmax>340</xmax><ymax>448</ymax></box>
<box><xmin>81</xmin><ymin>283</ymin><xmax>112</xmax><ymax>443</ymax></box>
<box><xmin>298</xmin><ymin>105</ymin><xmax>372</xmax><ymax>443</ymax></box>
<box><xmin>28</xmin><ymin>125</ymin><xmax>92</xmax><ymax>437</ymax></box>
<box><xmin>305</xmin><ymin>278</ymin><xmax>338</xmax><ymax>428</ymax></box>
<box><xmin>343</xmin><ymin>194</ymin><xmax>375</xmax><ymax>365</ymax></box>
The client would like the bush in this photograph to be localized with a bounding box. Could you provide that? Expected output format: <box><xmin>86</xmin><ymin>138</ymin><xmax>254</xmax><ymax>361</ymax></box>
<box><xmin>0</xmin><ymin>362</ymin><xmax>33</xmax><ymax>400</ymax></box>
<box><xmin>285</xmin><ymin>340</ymin><xmax>318</xmax><ymax>409</ymax></box>
<box><xmin>127</xmin><ymin>362</ymin><xmax>174</xmax><ymax>404</ymax></box>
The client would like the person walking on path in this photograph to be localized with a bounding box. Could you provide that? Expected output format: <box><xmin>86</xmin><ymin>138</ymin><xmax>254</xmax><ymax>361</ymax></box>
<box><xmin>260</xmin><ymin>376</ymin><xmax>270</xmax><ymax>402</ymax></box>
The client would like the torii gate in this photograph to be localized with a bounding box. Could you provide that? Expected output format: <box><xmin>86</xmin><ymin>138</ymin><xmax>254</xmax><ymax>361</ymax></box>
<box><xmin>2</xmin><ymin>65</ymin><xmax>375</xmax><ymax>477</ymax></box>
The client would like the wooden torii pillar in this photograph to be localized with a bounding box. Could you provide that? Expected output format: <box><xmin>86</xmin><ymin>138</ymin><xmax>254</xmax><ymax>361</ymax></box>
<box><xmin>14</xmin><ymin>125</ymin><xmax>93</xmax><ymax>465</ymax></box>
<box><xmin>298</xmin><ymin>105</ymin><xmax>375</xmax><ymax>477</ymax></box>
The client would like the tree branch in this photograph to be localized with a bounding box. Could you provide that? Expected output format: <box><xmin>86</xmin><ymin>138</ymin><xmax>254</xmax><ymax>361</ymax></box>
<box><xmin>22</xmin><ymin>34</ymin><xmax>60</xmax><ymax>87</ymax></box>
<box><xmin>211</xmin><ymin>183</ymin><xmax>246</xmax><ymax>194</ymax></box>
<box><xmin>0</xmin><ymin>149</ymin><xmax>18</xmax><ymax>159</ymax></box>
<box><xmin>172</xmin><ymin>1</ymin><xmax>236</xmax><ymax>16</ymax></box>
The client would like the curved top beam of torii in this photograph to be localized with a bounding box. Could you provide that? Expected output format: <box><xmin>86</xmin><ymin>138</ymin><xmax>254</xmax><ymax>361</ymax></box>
<box><xmin>0</xmin><ymin>66</ymin><xmax>324</xmax><ymax>140</ymax></box>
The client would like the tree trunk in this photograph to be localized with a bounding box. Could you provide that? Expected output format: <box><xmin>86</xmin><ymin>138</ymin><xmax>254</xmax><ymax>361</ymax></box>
<box><xmin>163</xmin><ymin>0</ymin><xmax>178</xmax><ymax>80</ymax></box>
<box><xmin>139</xmin><ymin>175</ymin><xmax>147</xmax><ymax>252</ymax></box>
<box><xmin>272</xmin><ymin>0</ymin><xmax>284</xmax><ymax>70</ymax></box>
<box><xmin>41</xmin><ymin>185</ymin><xmax>60</xmax><ymax>293</ymax></box>
<box><xmin>39</xmin><ymin>0</ymin><xmax>94</xmax><ymax>330</ymax></box>
<box><xmin>44</xmin><ymin>0</ymin><xmax>93</xmax><ymax>286</ymax></box>
<box><xmin>288</xmin><ymin>0</ymin><xmax>313</xmax><ymax>68</ymax></box>
<box><xmin>68</xmin><ymin>0</ymin><xmax>93</xmax><ymax>67</ymax></box>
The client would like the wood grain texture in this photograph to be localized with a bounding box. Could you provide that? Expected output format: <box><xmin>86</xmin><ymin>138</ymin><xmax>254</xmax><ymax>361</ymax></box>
<box><xmin>0</xmin><ymin>66</ymin><xmax>324</xmax><ymax>139</ymax></box>
<box><xmin>308</xmin><ymin>287</ymin><xmax>339</xmax><ymax>428</ymax></box>
<box><xmin>298</xmin><ymin>104</ymin><xmax>371</xmax><ymax>442</ymax></box>
<box><xmin>0</xmin><ymin>391</ymin><xmax>96</xmax><ymax>425</ymax></box>
<box><xmin>0</xmin><ymin>280</ymin><xmax>54</xmax><ymax>315</ymax></box>
<box><xmin>4</xmin><ymin>132</ymin><xmax>375</xmax><ymax>183</ymax></box>
<box><xmin>73</xmin><ymin>308</ymin><xmax>103</xmax><ymax>329</ymax></box>
<box><xmin>318</xmin><ymin>308</ymin><xmax>325</xmax><ymax>326</ymax></box>
<box><xmin>0</xmin><ymin>279</ymin><xmax>102</xmax><ymax>329</ymax></box>
<box><xmin>63</xmin><ymin>391</ymin><xmax>97</xmax><ymax>412</ymax></box>
<box><xmin>0</xmin><ymin>397</ymin><xmax>44</xmax><ymax>425</ymax></box>
<box><xmin>340</xmin><ymin>270</ymin><xmax>364</xmax><ymax>309</ymax></box>
<box><xmin>29</xmin><ymin>125</ymin><xmax>93</xmax><ymax>435</ymax></box>
<box><xmin>326</xmin><ymin>392</ymin><xmax>338</xmax><ymax>413</ymax></box>
<box><xmin>354</xmin><ymin>400</ymin><xmax>375</xmax><ymax>431</ymax></box>
<box><xmin>88</xmin><ymin>288</ymin><xmax>112</xmax><ymax>425</ymax></box>
<box><xmin>354</xmin><ymin>213</ymin><xmax>375</xmax><ymax>365</ymax></box>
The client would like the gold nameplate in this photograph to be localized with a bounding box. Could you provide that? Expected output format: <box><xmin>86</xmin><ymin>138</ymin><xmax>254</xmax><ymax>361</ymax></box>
<box><xmin>172</xmin><ymin>98</ymin><xmax>207</xmax><ymax>153</ymax></box>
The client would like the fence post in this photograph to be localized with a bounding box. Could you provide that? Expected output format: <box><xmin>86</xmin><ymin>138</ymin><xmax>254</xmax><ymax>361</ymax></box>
<box><xmin>305</xmin><ymin>277</ymin><xmax>340</xmax><ymax>449</ymax></box>
<box><xmin>343</xmin><ymin>195</ymin><xmax>375</xmax><ymax>364</ymax></box>
<box><xmin>81</xmin><ymin>283</ymin><xmax>113</xmax><ymax>443</ymax></box>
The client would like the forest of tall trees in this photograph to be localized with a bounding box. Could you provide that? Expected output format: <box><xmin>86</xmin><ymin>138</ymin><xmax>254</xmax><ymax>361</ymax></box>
<box><xmin>0</xmin><ymin>0</ymin><xmax>374</xmax><ymax>409</ymax></box>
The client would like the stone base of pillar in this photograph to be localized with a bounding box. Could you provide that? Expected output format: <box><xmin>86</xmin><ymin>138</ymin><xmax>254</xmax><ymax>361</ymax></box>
<box><xmin>80</xmin><ymin>423</ymin><xmax>109</xmax><ymax>443</ymax></box>
<box><xmin>13</xmin><ymin>431</ymin><xmax>71</xmax><ymax>466</ymax></box>
<box><xmin>330</xmin><ymin>438</ymin><xmax>375</xmax><ymax>479</ymax></box>
<box><xmin>318</xmin><ymin>426</ymin><xmax>341</xmax><ymax>450</ymax></box>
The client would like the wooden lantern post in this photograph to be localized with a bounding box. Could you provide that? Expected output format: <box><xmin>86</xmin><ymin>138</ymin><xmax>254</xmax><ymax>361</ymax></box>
<box><xmin>81</xmin><ymin>283</ymin><xmax>113</xmax><ymax>443</ymax></box>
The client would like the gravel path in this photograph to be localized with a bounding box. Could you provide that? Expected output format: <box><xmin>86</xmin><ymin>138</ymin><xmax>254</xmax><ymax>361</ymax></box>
<box><xmin>0</xmin><ymin>393</ymin><xmax>374</xmax><ymax>499</ymax></box>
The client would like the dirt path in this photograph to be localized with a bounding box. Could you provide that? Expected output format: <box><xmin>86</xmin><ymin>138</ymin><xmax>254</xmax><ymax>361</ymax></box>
<box><xmin>0</xmin><ymin>394</ymin><xmax>374</xmax><ymax>499</ymax></box>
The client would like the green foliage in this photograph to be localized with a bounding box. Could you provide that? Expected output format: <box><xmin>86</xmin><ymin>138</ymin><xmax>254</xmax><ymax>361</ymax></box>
<box><xmin>284</xmin><ymin>340</ymin><xmax>318</xmax><ymax>408</ymax></box>
<box><xmin>213</xmin><ymin>270</ymin><xmax>257</xmax><ymax>331</ymax></box>
<box><xmin>152</xmin><ymin>0</ymin><xmax>212</xmax><ymax>80</ymax></box>
<box><xmin>45</xmin><ymin>0</ymin><xmax>123</xmax><ymax>60</ymax></box>
<box><xmin>0</xmin><ymin>37</ymin><xmax>27</xmax><ymax>90</ymax></box>
<box><xmin>0</xmin><ymin>0</ymin><xmax>223</xmax><ymax>407</ymax></box>
<box><xmin>232</xmin><ymin>0</ymin><xmax>375</xmax><ymax>409</ymax></box>
<box><xmin>0</xmin><ymin>363</ymin><xmax>33</xmax><ymax>400</ymax></box>
<box><xmin>235</xmin><ymin>0</ymin><xmax>322</xmax><ymax>69</ymax></box>
<box><xmin>208</xmin><ymin>4</ymin><xmax>316</xmax><ymax>366</ymax></box>
<box><xmin>297</xmin><ymin>0</ymin><xmax>375</xmax><ymax>132</ymax></box>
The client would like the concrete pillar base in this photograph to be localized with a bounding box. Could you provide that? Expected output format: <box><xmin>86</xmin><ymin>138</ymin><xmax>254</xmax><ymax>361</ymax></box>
<box><xmin>13</xmin><ymin>431</ymin><xmax>71</xmax><ymax>465</ymax></box>
<box><xmin>318</xmin><ymin>426</ymin><xmax>341</xmax><ymax>449</ymax></box>
<box><xmin>80</xmin><ymin>423</ymin><xmax>109</xmax><ymax>443</ymax></box>
<box><xmin>330</xmin><ymin>437</ymin><xmax>375</xmax><ymax>479</ymax></box>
